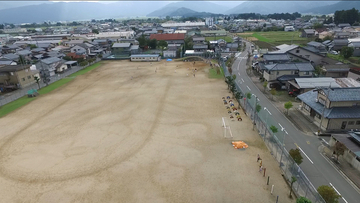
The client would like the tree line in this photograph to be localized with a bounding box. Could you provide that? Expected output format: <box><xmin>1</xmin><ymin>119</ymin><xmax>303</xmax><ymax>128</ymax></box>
<box><xmin>334</xmin><ymin>8</ymin><xmax>360</xmax><ymax>25</ymax></box>
<box><xmin>233</xmin><ymin>12</ymin><xmax>301</xmax><ymax>20</ymax></box>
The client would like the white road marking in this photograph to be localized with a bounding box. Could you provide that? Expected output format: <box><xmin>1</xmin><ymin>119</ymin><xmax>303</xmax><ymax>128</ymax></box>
<box><xmin>237</xmin><ymin>72</ymin><xmax>241</xmax><ymax>76</ymax></box>
<box><xmin>321</xmin><ymin>138</ymin><xmax>329</xmax><ymax>145</ymax></box>
<box><xmin>298</xmin><ymin>147</ymin><xmax>314</xmax><ymax>164</ymax></box>
<box><xmin>241</xmin><ymin>78</ymin><xmax>244</xmax><ymax>82</ymax></box>
<box><xmin>246</xmin><ymin>86</ymin><xmax>251</xmax><ymax>91</ymax></box>
<box><xmin>329</xmin><ymin>183</ymin><xmax>348</xmax><ymax>203</ymax></box>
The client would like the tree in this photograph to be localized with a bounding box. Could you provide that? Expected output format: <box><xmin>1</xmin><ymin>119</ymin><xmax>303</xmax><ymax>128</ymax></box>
<box><xmin>29</xmin><ymin>44</ymin><xmax>37</xmax><ymax>49</ymax></box>
<box><xmin>317</xmin><ymin>185</ymin><xmax>341</xmax><ymax>203</ymax></box>
<box><xmin>92</xmin><ymin>29</ymin><xmax>99</xmax><ymax>34</ymax></box>
<box><xmin>34</xmin><ymin>76</ymin><xmax>40</xmax><ymax>89</ymax></box>
<box><xmin>137</xmin><ymin>35</ymin><xmax>147</xmax><ymax>49</ymax></box>
<box><xmin>315</xmin><ymin>37</ymin><xmax>323</xmax><ymax>42</ymax></box>
<box><xmin>158</xmin><ymin>40</ymin><xmax>168</xmax><ymax>53</ymax></box>
<box><xmin>340</xmin><ymin>46</ymin><xmax>354</xmax><ymax>59</ymax></box>
<box><xmin>284</xmin><ymin>101</ymin><xmax>293</xmax><ymax>115</ymax></box>
<box><xmin>232</xmin><ymin>74</ymin><xmax>236</xmax><ymax>80</ymax></box>
<box><xmin>148</xmin><ymin>39</ymin><xmax>157</xmax><ymax>49</ymax></box>
<box><xmin>235</xmin><ymin>92</ymin><xmax>242</xmax><ymax>108</ymax></box>
<box><xmin>289</xmin><ymin>148</ymin><xmax>303</xmax><ymax>165</ymax></box>
<box><xmin>334</xmin><ymin>141</ymin><xmax>346</xmax><ymax>161</ymax></box>
<box><xmin>314</xmin><ymin>65</ymin><xmax>323</xmax><ymax>76</ymax></box>
<box><xmin>18</xmin><ymin>55</ymin><xmax>26</xmax><ymax>65</ymax></box>
<box><xmin>296</xmin><ymin>197</ymin><xmax>312</xmax><ymax>203</ymax></box>
<box><xmin>246</xmin><ymin>92</ymin><xmax>252</xmax><ymax>100</ymax></box>
<box><xmin>63</xmin><ymin>56</ymin><xmax>72</xmax><ymax>61</ymax></box>
<box><xmin>79</xmin><ymin>61</ymin><xmax>88</xmax><ymax>66</ymax></box>
<box><xmin>289</xmin><ymin>176</ymin><xmax>297</xmax><ymax>198</ymax></box>
<box><xmin>256</xmin><ymin>104</ymin><xmax>261</xmax><ymax>113</ymax></box>
<box><xmin>270</xmin><ymin>88</ymin><xmax>277</xmax><ymax>100</ymax></box>
<box><xmin>270</xmin><ymin>125</ymin><xmax>278</xmax><ymax>134</ymax></box>
<box><xmin>98</xmin><ymin>54</ymin><xmax>103</xmax><ymax>58</ymax></box>
<box><xmin>263</xmin><ymin>81</ymin><xmax>268</xmax><ymax>92</ymax></box>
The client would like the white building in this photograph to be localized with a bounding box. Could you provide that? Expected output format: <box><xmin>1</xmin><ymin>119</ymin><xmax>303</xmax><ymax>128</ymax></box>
<box><xmin>205</xmin><ymin>18</ymin><xmax>214</xmax><ymax>27</ymax></box>
<box><xmin>161</xmin><ymin>21</ymin><xmax>205</xmax><ymax>28</ymax></box>
<box><xmin>130</xmin><ymin>54</ymin><xmax>161</xmax><ymax>62</ymax></box>
<box><xmin>284</xmin><ymin>26</ymin><xmax>295</xmax><ymax>32</ymax></box>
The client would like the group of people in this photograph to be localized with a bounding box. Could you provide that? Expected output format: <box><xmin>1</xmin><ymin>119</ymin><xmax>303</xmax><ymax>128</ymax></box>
<box><xmin>223</xmin><ymin>96</ymin><xmax>242</xmax><ymax>121</ymax></box>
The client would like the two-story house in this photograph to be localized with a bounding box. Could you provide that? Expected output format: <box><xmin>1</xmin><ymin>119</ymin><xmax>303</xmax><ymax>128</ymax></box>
<box><xmin>111</xmin><ymin>43</ymin><xmax>132</xmax><ymax>56</ymax></box>
<box><xmin>262</xmin><ymin>62</ymin><xmax>314</xmax><ymax>83</ymax></box>
<box><xmin>0</xmin><ymin>65</ymin><xmax>37</xmax><ymax>90</ymax></box>
<box><xmin>298</xmin><ymin>87</ymin><xmax>360</xmax><ymax>132</ymax></box>
<box><xmin>193</xmin><ymin>37</ymin><xmax>205</xmax><ymax>44</ymax></box>
<box><xmin>301</xmin><ymin>29</ymin><xmax>316</xmax><ymax>38</ymax></box>
<box><xmin>35</xmin><ymin>57</ymin><xmax>64</xmax><ymax>76</ymax></box>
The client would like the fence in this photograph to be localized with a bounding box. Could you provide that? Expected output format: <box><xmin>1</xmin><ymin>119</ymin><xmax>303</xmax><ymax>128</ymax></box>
<box><xmin>221</xmin><ymin>60</ymin><xmax>326</xmax><ymax>203</ymax></box>
<box><xmin>0</xmin><ymin>58</ymin><xmax>101</xmax><ymax>107</ymax></box>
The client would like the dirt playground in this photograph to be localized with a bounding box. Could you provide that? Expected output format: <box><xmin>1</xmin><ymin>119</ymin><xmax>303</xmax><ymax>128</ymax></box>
<box><xmin>0</xmin><ymin>60</ymin><xmax>294</xmax><ymax>202</ymax></box>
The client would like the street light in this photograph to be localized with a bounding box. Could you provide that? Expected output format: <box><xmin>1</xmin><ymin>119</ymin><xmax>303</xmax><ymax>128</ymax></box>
<box><xmin>252</xmin><ymin>94</ymin><xmax>260</xmax><ymax>130</ymax></box>
<box><xmin>264</xmin><ymin>107</ymin><xmax>272</xmax><ymax>134</ymax></box>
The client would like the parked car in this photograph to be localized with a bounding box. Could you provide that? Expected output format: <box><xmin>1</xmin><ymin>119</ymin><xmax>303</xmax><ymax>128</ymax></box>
<box><xmin>330</xmin><ymin>50</ymin><xmax>338</xmax><ymax>55</ymax></box>
<box><xmin>288</xmin><ymin>89</ymin><xmax>300</xmax><ymax>97</ymax></box>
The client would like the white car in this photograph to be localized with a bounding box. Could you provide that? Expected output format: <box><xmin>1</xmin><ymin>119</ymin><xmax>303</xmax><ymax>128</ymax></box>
<box><xmin>330</xmin><ymin>50</ymin><xmax>338</xmax><ymax>55</ymax></box>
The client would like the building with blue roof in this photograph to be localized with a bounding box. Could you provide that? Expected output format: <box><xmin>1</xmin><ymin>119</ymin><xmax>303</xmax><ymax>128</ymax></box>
<box><xmin>297</xmin><ymin>87</ymin><xmax>360</xmax><ymax>132</ymax></box>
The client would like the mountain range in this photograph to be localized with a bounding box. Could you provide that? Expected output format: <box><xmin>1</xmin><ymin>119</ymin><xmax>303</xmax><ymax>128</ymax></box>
<box><xmin>0</xmin><ymin>1</ymin><xmax>359</xmax><ymax>24</ymax></box>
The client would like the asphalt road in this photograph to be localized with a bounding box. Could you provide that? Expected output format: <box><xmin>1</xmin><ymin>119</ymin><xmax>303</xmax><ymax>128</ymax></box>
<box><xmin>231</xmin><ymin>41</ymin><xmax>360</xmax><ymax>203</ymax></box>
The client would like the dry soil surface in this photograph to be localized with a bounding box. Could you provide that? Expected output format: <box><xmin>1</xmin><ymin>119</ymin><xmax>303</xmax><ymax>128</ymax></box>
<box><xmin>0</xmin><ymin>60</ymin><xmax>294</xmax><ymax>203</ymax></box>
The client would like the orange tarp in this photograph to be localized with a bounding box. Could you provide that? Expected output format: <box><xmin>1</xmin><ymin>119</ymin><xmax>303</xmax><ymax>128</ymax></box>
<box><xmin>232</xmin><ymin>141</ymin><xmax>248</xmax><ymax>149</ymax></box>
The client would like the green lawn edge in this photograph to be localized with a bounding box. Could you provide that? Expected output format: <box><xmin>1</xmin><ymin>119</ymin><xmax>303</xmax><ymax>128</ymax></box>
<box><xmin>208</xmin><ymin>68</ymin><xmax>224</xmax><ymax>79</ymax></box>
<box><xmin>0</xmin><ymin>62</ymin><xmax>102</xmax><ymax>117</ymax></box>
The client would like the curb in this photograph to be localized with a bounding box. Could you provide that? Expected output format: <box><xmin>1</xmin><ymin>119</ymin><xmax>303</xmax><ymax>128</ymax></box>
<box><xmin>319</xmin><ymin>145</ymin><xmax>360</xmax><ymax>194</ymax></box>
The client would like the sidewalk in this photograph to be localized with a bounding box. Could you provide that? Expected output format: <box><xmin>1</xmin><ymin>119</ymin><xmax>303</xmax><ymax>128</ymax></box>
<box><xmin>322</xmin><ymin>146</ymin><xmax>360</xmax><ymax>191</ymax></box>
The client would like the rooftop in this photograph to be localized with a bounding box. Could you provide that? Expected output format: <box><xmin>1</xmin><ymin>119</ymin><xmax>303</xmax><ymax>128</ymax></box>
<box><xmin>295</xmin><ymin>78</ymin><xmax>341</xmax><ymax>89</ymax></box>
<box><xmin>112</xmin><ymin>43</ymin><xmax>131</xmax><ymax>48</ymax></box>
<box><xmin>41</xmin><ymin>57</ymin><xmax>61</xmax><ymax>65</ymax></box>
<box><xmin>149</xmin><ymin>33</ymin><xmax>185</xmax><ymax>41</ymax></box>
<box><xmin>264</xmin><ymin>63</ymin><xmax>314</xmax><ymax>72</ymax></box>
<box><xmin>263</xmin><ymin>53</ymin><xmax>290</xmax><ymax>61</ymax></box>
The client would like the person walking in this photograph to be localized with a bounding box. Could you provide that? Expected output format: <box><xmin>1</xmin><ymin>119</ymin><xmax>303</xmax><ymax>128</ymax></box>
<box><xmin>257</xmin><ymin>154</ymin><xmax>260</xmax><ymax>162</ymax></box>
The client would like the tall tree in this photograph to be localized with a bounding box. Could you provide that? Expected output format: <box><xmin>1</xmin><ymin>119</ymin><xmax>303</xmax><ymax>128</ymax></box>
<box><xmin>317</xmin><ymin>185</ymin><xmax>341</xmax><ymax>203</ymax></box>
<box><xmin>296</xmin><ymin>197</ymin><xmax>312</xmax><ymax>203</ymax></box>
<box><xmin>289</xmin><ymin>176</ymin><xmax>297</xmax><ymax>198</ymax></box>
<box><xmin>148</xmin><ymin>39</ymin><xmax>157</xmax><ymax>49</ymax></box>
<box><xmin>158</xmin><ymin>40</ymin><xmax>168</xmax><ymax>55</ymax></box>
<box><xmin>137</xmin><ymin>35</ymin><xmax>147</xmax><ymax>49</ymax></box>
<box><xmin>334</xmin><ymin>142</ymin><xmax>346</xmax><ymax>161</ymax></box>
<box><xmin>289</xmin><ymin>148</ymin><xmax>303</xmax><ymax>165</ymax></box>
<box><xmin>340</xmin><ymin>46</ymin><xmax>354</xmax><ymax>59</ymax></box>
<box><xmin>284</xmin><ymin>101</ymin><xmax>293</xmax><ymax>115</ymax></box>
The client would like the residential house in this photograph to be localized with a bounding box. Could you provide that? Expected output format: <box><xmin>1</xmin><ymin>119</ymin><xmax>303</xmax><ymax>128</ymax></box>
<box><xmin>200</xmin><ymin>29</ymin><xmax>227</xmax><ymax>37</ymax></box>
<box><xmin>111</xmin><ymin>43</ymin><xmax>132</xmax><ymax>56</ymax></box>
<box><xmin>64</xmin><ymin>40</ymin><xmax>84</xmax><ymax>47</ymax></box>
<box><xmin>348</xmin><ymin>42</ymin><xmax>360</xmax><ymax>56</ymax></box>
<box><xmin>334</xmin><ymin>32</ymin><xmax>350</xmax><ymax>39</ymax></box>
<box><xmin>338</xmin><ymin>23</ymin><xmax>351</xmax><ymax>28</ymax></box>
<box><xmin>71</xmin><ymin>44</ymin><xmax>90</xmax><ymax>55</ymax></box>
<box><xmin>332</xmin><ymin>39</ymin><xmax>349</xmax><ymax>51</ymax></box>
<box><xmin>1</xmin><ymin>53</ymin><xmax>19</xmax><ymax>61</ymax></box>
<box><xmin>301</xmin><ymin>29</ymin><xmax>316</xmax><ymax>38</ymax></box>
<box><xmin>304</xmin><ymin>41</ymin><xmax>327</xmax><ymax>55</ymax></box>
<box><xmin>193</xmin><ymin>37</ymin><xmax>206</xmax><ymax>44</ymax></box>
<box><xmin>348</xmin><ymin>67</ymin><xmax>360</xmax><ymax>81</ymax></box>
<box><xmin>287</xmin><ymin>77</ymin><xmax>341</xmax><ymax>94</ymax></box>
<box><xmin>0</xmin><ymin>58</ymin><xmax>17</xmax><ymax>66</ymax></box>
<box><xmin>262</xmin><ymin>62</ymin><xmax>314</xmax><ymax>83</ymax></box>
<box><xmin>298</xmin><ymin>87</ymin><xmax>360</xmax><ymax>132</ymax></box>
<box><xmin>329</xmin><ymin>132</ymin><xmax>360</xmax><ymax>173</ymax></box>
<box><xmin>226</xmin><ymin>43</ymin><xmax>239</xmax><ymax>52</ymax></box>
<box><xmin>0</xmin><ymin>65</ymin><xmax>37</xmax><ymax>90</ymax></box>
<box><xmin>321</xmin><ymin>64</ymin><xmax>350</xmax><ymax>78</ymax></box>
<box><xmin>149</xmin><ymin>33</ymin><xmax>185</xmax><ymax>45</ymax></box>
<box><xmin>262</xmin><ymin>53</ymin><xmax>290</xmax><ymax>64</ymax></box>
<box><xmin>1</xmin><ymin>44</ymin><xmax>19</xmax><ymax>54</ymax></box>
<box><xmin>66</xmin><ymin>52</ymin><xmax>86</xmax><ymax>61</ymax></box>
<box><xmin>35</xmin><ymin>57</ymin><xmax>63</xmax><ymax>76</ymax></box>
<box><xmin>319</xmin><ymin>31</ymin><xmax>332</xmax><ymax>39</ymax></box>
<box><xmin>130</xmin><ymin>45</ymin><xmax>140</xmax><ymax>54</ymax></box>
<box><xmin>193</xmin><ymin>44</ymin><xmax>208</xmax><ymax>52</ymax></box>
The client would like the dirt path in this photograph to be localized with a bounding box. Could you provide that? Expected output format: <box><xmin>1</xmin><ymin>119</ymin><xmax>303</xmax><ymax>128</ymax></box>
<box><xmin>0</xmin><ymin>61</ymin><xmax>294</xmax><ymax>203</ymax></box>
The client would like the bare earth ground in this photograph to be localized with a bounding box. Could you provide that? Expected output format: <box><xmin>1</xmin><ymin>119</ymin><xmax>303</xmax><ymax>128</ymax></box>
<box><xmin>0</xmin><ymin>61</ymin><xmax>294</xmax><ymax>203</ymax></box>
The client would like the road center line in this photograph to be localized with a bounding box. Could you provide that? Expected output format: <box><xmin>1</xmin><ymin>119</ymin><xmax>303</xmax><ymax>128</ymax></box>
<box><xmin>241</xmin><ymin>78</ymin><xmax>244</xmax><ymax>82</ymax></box>
<box><xmin>246</xmin><ymin>86</ymin><xmax>251</xmax><ymax>91</ymax></box>
<box><xmin>297</xmin><ymin>146</ymin><xmax>314</xmax><ymax>164</ymax></box>
<box><xmin>237</xmin><ymin>72</ymin><xmax>240</xmax><ymax>76</ymax></box>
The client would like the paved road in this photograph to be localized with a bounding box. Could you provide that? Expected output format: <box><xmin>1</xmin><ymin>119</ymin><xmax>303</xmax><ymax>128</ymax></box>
<box><xmin>231</xmin><ymin>41</ymin><xmax>360</xmax><ymax>203</ymax></box>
